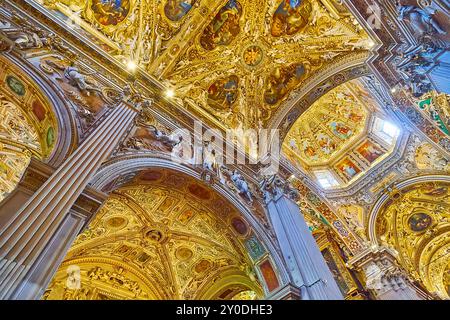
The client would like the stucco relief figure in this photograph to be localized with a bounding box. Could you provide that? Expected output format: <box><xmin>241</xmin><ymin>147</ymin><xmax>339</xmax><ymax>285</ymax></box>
<box><xmin>397</xmin><ymin>3</ymin><xmax>447</xmax><ymax>35</ymax></box>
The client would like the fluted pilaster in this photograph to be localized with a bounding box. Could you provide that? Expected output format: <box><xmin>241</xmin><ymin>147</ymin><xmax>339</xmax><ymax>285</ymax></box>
<box><xmin>0</xmin><ymin>102</ymin><xmax>136</xmax><ymax>299</ymax></box>
<box><xmin>262</xmin><ymin>176</ymin><xmax>343</xmax><ymax>300</ymax></box>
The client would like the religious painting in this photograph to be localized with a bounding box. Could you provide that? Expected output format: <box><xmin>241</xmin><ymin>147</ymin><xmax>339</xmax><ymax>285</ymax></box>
<box><xmin>200</xmin><ymin>0</ymin><xmax>242</xmax><ymax>51</ymax></box>
<box><xmin>187</xmin><ymin>183</ymin><xmax>212</xmax><ymax>200</ymax></box>
<box><xmin>259</xmin><ymin>259</ymin><xmax>279</xmax><ymax>292</ymax></box>
<box><xmin>245</xmin><ymin>235</ymin><xmax>266</xmax><ymax>261</ymax></box>
<box><xmin>207</xmin><ymin>75</ymin><xmax>239</xmax><ymax>109</ymax></box>
<box><xmin>298</xmin><ymin>139</ymin><xmax>318</xmax><ymax>161</ymax></box>
<box><xmin>271</xmin><ymin>0</ymin><xmax>313</xmax><ymax>37</ymax></box>
<box><xmin>91</xmin><ymin>0</ymin><xmax>131</xmax><ymax>26</ymax></box>
<box><xmin>329</xmin><ymin>121</ymin><xmax>353</xmax><ymax>140</ymax></box>
<box><xmin>231</xmin><ymin>217</ymin><xmax>248</xmax><ymax>236</ymax></box>
<box><xmin>175</xmin><ymin>247</ymin><xmax>193</xmax><ymax>261</ymax></box>
<box><xmin>32</xmin><ymin>100</ymin><xmax>46</xmax><ymax>122</ymax></box>
<box><xmin>194</xmin><ymin>259</ymin><xmax>212</xmax><ymax>274</ymax></box>
<box><xmin>408</xmin><ymin>213</ymin><xmax>432</xmax><ymax>232</ymax></box>
<box><xmin>178</xmin><ymin>206</ymin><xmax>195</xmax><ymax>224</ymax></box>
<box><xmin>158</xmin><ymin>196</ymin><xmax>176</xmax><ymax>212</ymax></box>
<box><xmin>46</xmin><ymin>127</ymin><xmax>55</xmax><ymax>148</ymax></box>
<box><xmin>317</xmin><ymin>132</ymin><xmax>337</xmax><ymax>155</ymax></box>
<box><xmin>322</xmin><ymin>248</ymin><xmax>349</xmax><ymax>296</ymax></box>
<box><xmin>335</xmin><ymin>100</ymin><xmax>364</xmax><ymax>123</ymax></box>
<box><xmin>264</xmin><ymin>63</ymin><xmax>307</xmax><ymax>105</ymax></box>
<box><xmin>164</xmin><ymin>0</ymin><xmax>196</xmax><ymax>21</ymax></box>
<box><xmin>6</xmin><ymin>75</ymin><xmax>25</xmax><ymax>96</ymax></box>
<box><xmin>139</xmin><ymin>170</ymin><xmax>163</xmax><ymax>182</ymax></box>
<box><xmin>336</xmin><ymin>158</ymin><xmax>361</xmax><ymax>181</ymax></box>
<box><xmin>356</xmin><ymin>140</ymin><xmax>384</xmax><ymax>163</ymax></box>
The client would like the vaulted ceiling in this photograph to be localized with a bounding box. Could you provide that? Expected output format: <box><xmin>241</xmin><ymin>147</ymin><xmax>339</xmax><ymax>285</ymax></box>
<box><xmin>44</xmin><ymin>169</ymin><xmax>263</xmax><ymax>300</ymax></box>
<box><xmin>38</xmin><ymin>0</ymin><xmax>372</xmax><ymax>130</ymax></box>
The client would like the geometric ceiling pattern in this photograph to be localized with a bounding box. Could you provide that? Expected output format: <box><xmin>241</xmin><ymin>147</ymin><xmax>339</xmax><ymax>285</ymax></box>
<box><xmin>39</xmin><ymin>0</ymin><xmax>371</xmax><ymax>129</ymax></box>
<box><xmin>44</xmin><ymin>169</ymin><xmax>263</xmax><ymax>300</ymax></box>
<box><xmin>375</xmin><ymin>181</ymin><xmax>450</xmax><ymax>300</ymax></box>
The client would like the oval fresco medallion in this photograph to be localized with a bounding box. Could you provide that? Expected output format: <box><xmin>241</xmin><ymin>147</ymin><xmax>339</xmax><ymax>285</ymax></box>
<box><xmin>408</xmin><ymin>213</ymin><xmax>432</xmax><ymax>232</ymax></box>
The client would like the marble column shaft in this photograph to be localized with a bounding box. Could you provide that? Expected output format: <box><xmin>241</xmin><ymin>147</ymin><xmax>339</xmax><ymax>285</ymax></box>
<box><xmin>0</xmin><ymin>103</ymin><xmax>135</xmax><ymax>299</ymax></box>
<box><xmin>267</xmin><ymin>193</ymin><xmax>343</xmax><ymax>300</ymax></box>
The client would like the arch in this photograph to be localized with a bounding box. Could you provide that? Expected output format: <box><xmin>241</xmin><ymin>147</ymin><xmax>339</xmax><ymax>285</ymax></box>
<box><xmin>368</xmin><ymin>175</ymin><xmax>450</xmax><ymax>298</ymax></box>
<box><xmin>269</xmin><ymin>52</ymin><xmax>370</xmax><ymax>141</ymax></box>
<box><xmin>2</xmin><ymin>53</ymin><xmax>78</xmax><ymax>166</ymax></box>
<box><xmin>197</xmin><ymin>269</ymin><xmax>263</xmax><ymax>300</ymax></box>
<box><xmin>90</xmin><ymin>154</ymin><xmax>291</xmax><ymax>291</ymax></box>
<box><xmin>46</xmin><ymin>256</ymin><xmax>167</xmax><ymax>299</ymax></box>
<box><xmin>368</xmin><ymin>174</ymin><xmax>450</xmax><ymax>244</ymax></box>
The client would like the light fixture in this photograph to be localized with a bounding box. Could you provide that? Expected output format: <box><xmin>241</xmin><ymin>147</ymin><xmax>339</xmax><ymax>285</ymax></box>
<box><xmin>390</xmin><ymin>87</ymin><xmax>397</xmax><ymax>93</ymax></box>
<box><xmin>165</xmin><ymin>88</ymin><xmax>175</xmax><ymax>98</ymax></box>
<box><xmin>367</xmin><ymin>40</ymin><xmax>375</xmax><ymax>48</ymax></box>
<box><xmin>126</xmin><ymin>60</ymin><xmax>137</xmax><ymax>72</ymax></box>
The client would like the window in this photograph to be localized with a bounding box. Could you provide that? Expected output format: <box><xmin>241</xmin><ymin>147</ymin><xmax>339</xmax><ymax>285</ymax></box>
<box><xmin>373</xmin><ymin>118</ymin><xmax>399</xmax><ymax>145</ymax></box>
<box><xmin>314</xmin><ymin>170</ymin><xmax>339</xmax><ymax>189</ymax></box>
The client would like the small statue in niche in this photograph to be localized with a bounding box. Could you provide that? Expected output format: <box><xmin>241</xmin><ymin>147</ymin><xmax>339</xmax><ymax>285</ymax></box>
<box><xmin>64</xmin><ymin>64</ymin><xmax>100</xmax><ymax>96</ymax></box>
<box><xmin>202</xmin><ymin>140</ymin><xmax>217</xmax><ymax>171</ymax></box>
<box><xmin>397</xmin><ymin>2</ymin><xmax>447</xmax><ymax>35</ymax></box>
<box><xmin>230</xmin><ymin>170</ymin><xmax>253</xmax><ymax>203</ymax></box>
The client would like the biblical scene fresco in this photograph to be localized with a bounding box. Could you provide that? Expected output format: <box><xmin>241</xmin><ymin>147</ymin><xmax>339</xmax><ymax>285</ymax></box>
<box><xmin>164</xmin><ymin>0</ymin><xmax>196</xmax><ymax>21</ymax></box>
<box><xmin>356</xmin><ymin>140</ymin><xmax>385</xmax><ymax>164</ymax></box>
<box><xmin>258</xmin><ymin>260</ymin><xmax>279</xmax><ymax>292</ymax></box>
<box><xmin>200</xmin><ymin>0</ymin><xmax>242</xmax><ymax>51</ymax></box>
<box><xmin>271</xmin><ymin>0</ymin><xmax>313</xmax><ymax>37</ymax></box>
<box><xmin>91</xmin><ymin>0</ymin><xmax>131</xmax><ymax>26</ymax></box>
<box><xmin>336</xmin><ymin>158</ymin><xmax>361</xmax><ymax>181</ymax></box>
<box><xmin>264</xmin><ymin>63</ymin><xmax>308</xmax><ymax>105</ymax></box>
<box><xmin>207</xmin><ymin>75</ymin><xmax>239</xmax><ymax>109</ymax></box>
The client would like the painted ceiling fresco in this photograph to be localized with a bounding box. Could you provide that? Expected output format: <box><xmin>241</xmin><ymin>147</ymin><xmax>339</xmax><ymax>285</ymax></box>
<box><xmin>38</xmin><ymin>0</ymin><xmax>371</xmax><ymax>129</ymax></box>
<box><xmin>44</xmin><ymin>169</ymin><xmax>264</xmax><ymax>300</ymax></box>
<box><xmin>283</xmin><ymin>79</ymin><xmax>397</xmax><ymax>188</ymax></box>
<box><xmin>375</xmin><ymin>181</ymin><xmax>450</xmax><ymax>300</ymax></box>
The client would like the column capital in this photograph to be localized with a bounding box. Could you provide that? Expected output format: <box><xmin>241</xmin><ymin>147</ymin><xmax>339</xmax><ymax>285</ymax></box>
<box><xmin>347</xmin><ymin>246</ymin><xmax>430</xmax><ymax>299</ymax></box>
<box><xmin>259</xmin><ymin>175</ymin><xmax>300</xmax><ymax>204</ymax></box>
<box><xmin>266</xmin><ymin>283</ymin><xmax>302</xmax><ymax>300</ymax></box>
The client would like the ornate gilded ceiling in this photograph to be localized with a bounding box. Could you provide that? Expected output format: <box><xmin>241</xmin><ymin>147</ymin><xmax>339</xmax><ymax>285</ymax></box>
<box><xmin>37</xmin><ymin>0</ymin><xmax>371</xmax><ymax>129</ymax></box>
<box><xmin>44</xmin><ymin>169</ymin><xmax>264</xmax><ymax>300</ymax></box>
<box><xmin>283</xmin><ymin>79</ymin><xmax>398</xmax><ymax>189</ymax></box>
<box><xmin>375</xmin><ymin>181</ymin><xmax>450</xmax><ymax>299</ymax></box>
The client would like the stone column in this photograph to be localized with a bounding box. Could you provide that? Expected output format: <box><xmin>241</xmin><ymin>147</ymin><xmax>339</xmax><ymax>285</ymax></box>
<box><xmin>0</xmin><ymin>102</ymin><xmax>136</xmax><ymax>299</ymax></box>
<box><xmin>347</xmin><ymin>246</ymin><xmax>430</xmax><ymax>300</ymax></box>
<box><xmin>261</xmin><ymin>176</ymin><xmax>343</xmax><ymax>300</ymax></box>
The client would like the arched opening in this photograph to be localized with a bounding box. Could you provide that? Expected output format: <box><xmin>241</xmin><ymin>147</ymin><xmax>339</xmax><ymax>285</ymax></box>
<box><xmin>44</xmin><ymin>168</ymin><xmax>266</xmax><ymax>299</ymax></box>
<box><xmin>0</xmin><ymin>56</ymin><xmax>59</xmax><ymax>202</ymax></box>
<box><xmin>370</xmin><ymin>176</ymin><xmax>450</xmax><ymax>299</ymax></box>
